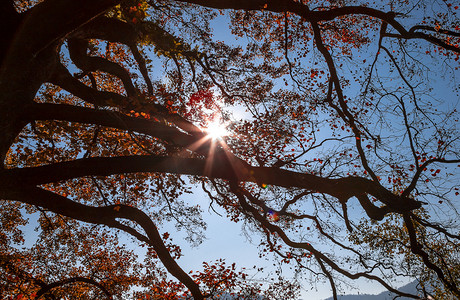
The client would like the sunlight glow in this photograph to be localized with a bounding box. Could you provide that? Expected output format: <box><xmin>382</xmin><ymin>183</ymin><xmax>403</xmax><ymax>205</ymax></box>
<box><xmin>205</xmin><ymin>121</ymin><xmax>228</xmax><ymax>140</ymax></box>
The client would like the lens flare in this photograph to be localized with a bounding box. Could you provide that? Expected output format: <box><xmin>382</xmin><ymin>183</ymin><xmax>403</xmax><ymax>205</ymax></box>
<box><xmin>268</xmin><ymin>210</ymin><xmax>280</xmax><ymax>222</ymax></box>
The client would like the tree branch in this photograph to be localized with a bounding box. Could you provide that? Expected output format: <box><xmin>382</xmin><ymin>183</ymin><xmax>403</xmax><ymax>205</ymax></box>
<box><xmin>230</xmin><ymin>184</ymin><xmax>420</xmax><ymax>299</ymax></box>
<box><xmin>68</xmin><ymin>38</ymin><xmax>137</xmax><ymax>96</ymax></box>
<box><xmin>2</xmin><ymin>186</ymin><xmax>205</xmax><ymax>300</ymax></box>
<box><xmin>176</xmin><ymin>0</ymin><xmax>459</xmax><ymax>53</ymax></box>
<box><xmin>75</xmin><ymin>16</ymin><xmax>154</xmax><ymax>94</ymax></box>
<box><xmin>50</xmin><ymin>61</ymin><xmax>206</xmax><ymax>139</ymax></box>
<box><xmin>23</xmin><ymin>103</ymin><xmax>196</xmax><ymax>149</ymax></box>
<box><xmin>402</xmin><ymin>213</ymin><xmax>459</xmax><ymax>296</ymax></box>
<box><xmin>4</xmin><ymin>154</ymin><xmax>421</xmax><ymax>217</ymax></box>
<box><xmin>10</xmin><ymin>0</ymin><xmax>120</xmax><ymax>59</ymax></box>
<box><xmin>36</xmin><ymin>277</ymin><xmax>113</xmax><ymax>299</ymax></box>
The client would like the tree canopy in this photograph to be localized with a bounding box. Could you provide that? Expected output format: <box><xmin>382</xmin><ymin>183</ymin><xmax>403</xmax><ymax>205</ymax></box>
<box><xmin>1</xmin><ymin>0</ymin><xmax>459</xmax><ymax>299</ymax></box>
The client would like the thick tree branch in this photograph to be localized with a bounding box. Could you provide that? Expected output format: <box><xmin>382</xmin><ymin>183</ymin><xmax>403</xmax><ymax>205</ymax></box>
<box><xmin>50</xmin><ymin>61</ymin><xmax>131</xmax><ymax>107</ymax></box>
<box><xmin>3</xmin><ymin>155</ymin><xmax>421</xmax><ymax>217</ymax></box>
<box><xmin>68</xmin><ymin>38</ymin><xmax>137</xmax><ymax>96</ymax></box>
<box><xmin>176</xmin><ymin>0</ymin><xmax>459</xmax><ymax>53</ymax></box>
<box><xmin>74</xmin><ymin>16</ymin><xmax>154</xmax><ymax>94</ymax></box>
<box><xmin>23</xmin><ymin>103</ymin><xmax>197</xmax><ymax>149</ymax></box>
<box><xmin>12</xmin><ymin>0</ymin><xmax>120</xmax><ymax>58</ymax></box>
<box><xmin>50</xmin><ymin>61</ymin><xmax>205</xmax><ymax>139</ymax></box>
<box><xmin>2</xmin><ymin>187</ymin><xmax>205</xmax><ymax>300</ymax></box>
<box><xmin>0</xmin><ymin>0</ymin><xmax>20</xmax><ymax>65</ymax></box>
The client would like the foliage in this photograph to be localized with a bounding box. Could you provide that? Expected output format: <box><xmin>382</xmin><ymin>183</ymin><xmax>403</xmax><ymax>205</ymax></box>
<box><xmin>1</xmin><ymin>0</ymin><xmax>459</xmax><ymax>299</ymax></box>
<box><xmin>350</xmin><ymin>209</ymin><xmax>460</xmax><ymax>299</ymax></box>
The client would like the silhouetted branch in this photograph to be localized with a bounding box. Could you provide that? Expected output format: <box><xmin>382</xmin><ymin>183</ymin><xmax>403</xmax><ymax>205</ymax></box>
<box><xmin>3</xmin><ymin>187</ymin><xmax>205</xmax><ymax>300</ymax></box>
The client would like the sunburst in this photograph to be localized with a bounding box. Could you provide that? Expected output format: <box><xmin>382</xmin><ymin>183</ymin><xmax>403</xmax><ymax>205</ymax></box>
<box><xmin>205</xmin><ymin>120</ymin><xmax>228</xmax><ymax>140</ymax></box>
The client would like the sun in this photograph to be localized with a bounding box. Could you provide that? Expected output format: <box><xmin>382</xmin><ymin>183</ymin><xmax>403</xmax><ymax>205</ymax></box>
<box><xmin>205</xmin><ymin>120</ymin><xmax>228</xmax><ymax>140</ymax></box>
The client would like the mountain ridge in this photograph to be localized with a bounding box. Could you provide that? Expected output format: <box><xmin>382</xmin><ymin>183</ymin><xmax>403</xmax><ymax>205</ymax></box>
<box><xmin>322</xmin><ymin>281</ymin><xmax>431</xmax><ymax>300</ymax></box>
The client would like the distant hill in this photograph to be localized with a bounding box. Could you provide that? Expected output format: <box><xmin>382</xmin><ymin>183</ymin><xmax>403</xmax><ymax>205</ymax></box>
<box><xmin>322</xmin><ymin>281</ymin><xmax>432</xmax><ymax>300</ymax></box>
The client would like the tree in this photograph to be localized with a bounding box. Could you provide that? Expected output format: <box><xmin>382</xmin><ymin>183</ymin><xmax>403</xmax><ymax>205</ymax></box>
<box><xmin>1</xmin><ymin>0</ymin><xmax>459</xmax><ymax>299</ymax></box>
